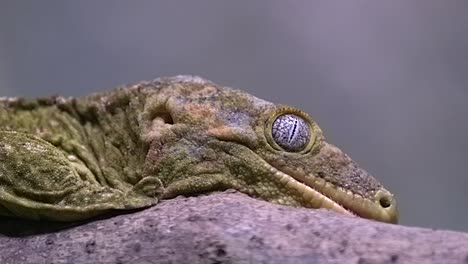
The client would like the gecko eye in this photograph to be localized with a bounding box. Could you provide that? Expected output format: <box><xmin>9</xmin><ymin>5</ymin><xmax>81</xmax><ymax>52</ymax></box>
<box><xmin>271</xmin><ymin>114</ymin><xmax>311</xmax><ymax>152</ymax></box>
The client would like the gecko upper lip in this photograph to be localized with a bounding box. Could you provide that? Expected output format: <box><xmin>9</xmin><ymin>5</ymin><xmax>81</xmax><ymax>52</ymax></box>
<box><xmin>270</xmin><ymin>164</ymin><xmax>398</xmax><ymax>224</ymax></box>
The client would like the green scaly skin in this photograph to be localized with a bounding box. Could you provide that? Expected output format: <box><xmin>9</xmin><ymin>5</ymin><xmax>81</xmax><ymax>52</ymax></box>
<box><xmin>0</xmin><ymin>76</ymin><xmax>398</xmax><ymax>223</ymax></box>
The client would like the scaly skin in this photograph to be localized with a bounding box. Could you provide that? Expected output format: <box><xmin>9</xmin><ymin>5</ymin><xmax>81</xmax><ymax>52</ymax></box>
<box><xmin>0</xmin><ymin>76</ymin><xmax>398</xmax><ymax>223</ymax></box>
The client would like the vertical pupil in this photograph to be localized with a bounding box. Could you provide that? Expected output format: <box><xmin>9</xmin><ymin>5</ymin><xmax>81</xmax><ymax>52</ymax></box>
<box><xmin>271</xmin><ymin>114</ymin><xmax>311</xmax><ymax>152</ymax></box>
<box><xmin>288</xmin><ymin>119</ymin><xmax>298</xmax><ymax>143</ymax></box>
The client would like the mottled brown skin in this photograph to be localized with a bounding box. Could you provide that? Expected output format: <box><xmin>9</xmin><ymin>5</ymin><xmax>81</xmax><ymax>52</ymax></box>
<box><xmin>0</xmin><ymin>76</ymin><xmax>398</xmax><ymax>222</ymax></box>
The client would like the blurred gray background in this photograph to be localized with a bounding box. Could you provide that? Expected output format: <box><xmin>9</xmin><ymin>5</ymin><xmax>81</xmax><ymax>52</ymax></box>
<box><xmin>1</xmin><ymin>1</ymin><xmax>467</xmax><ymax>231</ymax></box>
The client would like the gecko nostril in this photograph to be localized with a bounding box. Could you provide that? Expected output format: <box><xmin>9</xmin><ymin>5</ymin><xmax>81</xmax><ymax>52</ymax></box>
<box><xmin>379</xmin><ymin>196</ymin><xmax>392</xmax><ymax>208</ymax></box>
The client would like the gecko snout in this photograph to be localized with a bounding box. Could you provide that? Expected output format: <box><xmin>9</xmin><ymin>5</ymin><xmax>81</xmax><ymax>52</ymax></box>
<box><xmin>378</xmin><ymin>194</ymin><xmax>393</xmax><ymax>208</ymax></box>
<box><xmin>374</xmin><ymin>189</ymin><xmax>395</xmax><ymax>208</ymax></box>
<box><xmin>373</xmin><ymin>189</ymin><xmax>398</xmax><ymax>223</ymax></box>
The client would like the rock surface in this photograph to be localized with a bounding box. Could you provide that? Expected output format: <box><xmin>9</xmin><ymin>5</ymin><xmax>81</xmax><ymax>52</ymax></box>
<box><xmin>0</xmin><ymin>190</ymin><xmax>467</xmax><ymax>264</ymax></box>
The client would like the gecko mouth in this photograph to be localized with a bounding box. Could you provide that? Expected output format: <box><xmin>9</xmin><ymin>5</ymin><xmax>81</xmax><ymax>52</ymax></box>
<box><xmin>264</xmin><ymin>162</ymin><xmax>398</xmax><ymax>224</ymax></box>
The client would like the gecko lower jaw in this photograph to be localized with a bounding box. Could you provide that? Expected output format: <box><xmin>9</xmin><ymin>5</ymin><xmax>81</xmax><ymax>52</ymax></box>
<box><xmin>264</xmin><ymin>163</ymin><xmax>398</xmax><ymax>224</ymax></box>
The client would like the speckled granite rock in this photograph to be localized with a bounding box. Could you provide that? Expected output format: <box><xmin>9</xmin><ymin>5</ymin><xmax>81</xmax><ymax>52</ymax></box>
<box><xmin>0</xmin><ymin>190</ymin><xmax>467</xmax><ymax>264</ymax></box>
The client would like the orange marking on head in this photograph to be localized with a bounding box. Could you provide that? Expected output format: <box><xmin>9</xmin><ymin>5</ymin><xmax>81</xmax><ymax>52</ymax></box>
<box><xmin>207</xmin><ymin>126</ymin><xmax>235</xmax><ymax>139</ymax></box>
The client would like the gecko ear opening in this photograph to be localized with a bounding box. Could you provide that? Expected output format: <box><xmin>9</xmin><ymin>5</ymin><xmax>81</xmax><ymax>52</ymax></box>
<box><xmin>140</xmin><ymin>96</ymin><xmax>177</xmax><ymax>142</ymax></box>
<box><xmin>154</xmin><ymin>110</ymin><xmax>174</xmax><ymax>125</ymax></box>
<box><xmin>142</xmin><ymin>95</ymin><xmax>175</xmax><ymax>126</ymax></box>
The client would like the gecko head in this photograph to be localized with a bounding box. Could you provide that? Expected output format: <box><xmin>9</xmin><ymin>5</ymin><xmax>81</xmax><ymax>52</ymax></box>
<box><xmin>145</xmin><ymin>76</ymin><xmax>398</xmax><ymax>224</ymax></box>
<box><xmin>257</xmin><ymin>108</ymin><xmax>398</xmax><ymax>224</ymax></box>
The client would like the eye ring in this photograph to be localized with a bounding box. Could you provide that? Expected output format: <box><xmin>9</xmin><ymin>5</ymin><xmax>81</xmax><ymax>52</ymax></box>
<box><xmin>265</xmin><ymin>108</ymin><xmax>316</xmax><ymax>153</ymax></box>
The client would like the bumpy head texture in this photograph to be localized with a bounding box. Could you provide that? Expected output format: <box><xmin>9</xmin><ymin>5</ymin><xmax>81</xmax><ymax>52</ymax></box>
<box><xmin>141</xmin><ymin>76</ymin><xmax>398</xmax><ymax>223</ymax></box>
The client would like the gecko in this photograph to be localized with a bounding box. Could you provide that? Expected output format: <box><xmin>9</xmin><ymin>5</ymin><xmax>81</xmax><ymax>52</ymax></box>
<box><xmin>0</xmin><ymin>75</ymin><xmax>398</xmax><ymax>223</ymax></box>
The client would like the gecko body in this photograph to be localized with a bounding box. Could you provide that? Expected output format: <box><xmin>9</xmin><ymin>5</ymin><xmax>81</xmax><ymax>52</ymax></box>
<box><xmin>0</xmin><ymin>76</ymin><xmax>398</xmax><ymax>223</ymax></box>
